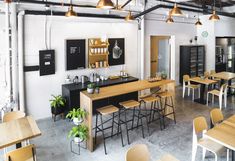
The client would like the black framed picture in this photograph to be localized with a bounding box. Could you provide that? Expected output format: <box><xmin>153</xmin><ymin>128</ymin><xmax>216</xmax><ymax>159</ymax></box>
<box><xmin>108</xmin><ymin>38</ymin><xmax>125</xmax><ymax>66</ymax></box>
<box><xmin>66</xmin><ymin>39</ymin><xmax>86</xmax><ymax>70</ymax></box>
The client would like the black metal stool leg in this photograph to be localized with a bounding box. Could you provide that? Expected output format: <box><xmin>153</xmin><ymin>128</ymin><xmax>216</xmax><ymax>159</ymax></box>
<box><xmin>100</xmin><ymin>115</ymin><xmax>107</xmax><ymax>155</ymax></box>
<box><xmin>118</xmin><ymin>110</ymin><xmax>124</xmax><ymax>147</ymax></box>
<box><xmin>124</xmin><ymin>109</ymin><xmax>130</xmax><ymax>145</ymax></box>
<box><xmin>111</xmin><ymin>113</ymin><xmax>115</xmax><ymax>137</ymax></box>
<box><xmin>131</xmin><ymin>107</ymin><xmax>135</xmax><ymax>129</ymax></box>
<box><xmin>94</xmin><ymin>113</ymin><xmax>98</xmax><ymax>145</ymax></box>
<box><xmin>170</xmin><ymin>96</ymin><xmax>176</xmax><ymax>124</ymax></box>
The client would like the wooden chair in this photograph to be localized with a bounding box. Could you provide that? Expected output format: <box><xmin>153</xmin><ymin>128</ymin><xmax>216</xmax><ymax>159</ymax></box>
<box><xmin>3</xmin><ymin>111</ymin><xmax>26</xmax><ymax>122</ymax></box>
<box><xmin>207</xmin><ymin>84</ymin><xmax>228</xmax><ymax>110</ymax></box>
<box><xmin>192</xmin><ymin>116</ymin><xmax>229</xmax><ymax>161</ymax></box>
<box><xmin>210</xmin><ymin>108</ymin><xmax>224</xmax><ymax>127</ymax></box>
<box><xmin>182</xmin><ymin>75</ymin><xmax>200</xmax><ymax>100</ymax></box>
<box><xmin>156</xmin><ymin>154</ymin><xmax>179</xmax><ymax>161</ymax></box>
<box><xmin>126</xmin><ymin>144</ymin><xmax>150</xmax><ymax>161</ymax></box>
<box><xmin>210</xmin><ymin>70</ymin><xmax>221</xmax><ymax>87</ymax></box>
<box><xmin>5</xmin><ymin>144</ymin><xmax>36</xmax><ymax>161</ymax></box>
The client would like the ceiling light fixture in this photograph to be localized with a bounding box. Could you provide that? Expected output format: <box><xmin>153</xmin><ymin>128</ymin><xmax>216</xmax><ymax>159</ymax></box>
<box><xmin>170</xmin><ymin>3</ymin><xmax>183</xmax><ymax>16</ymax></box>
<box><xmin>166</xmin><ymin>15</ymin><xmax>174</xmax><ymax>24</ymax></box>
<box><xmin>65</xmin><ymin>5</ymin><xmax>77</xmax><ymax>17</ymax></box>
<box><xmin>97</xmin><ymin>0</ymin><xmax>114</xmax><ymax>9</ymax></box>
<box><xmin>125</xmin><ymin>11</ymin><xmax>134</xmax><ymax>21</ymax></box>
<box><xmin>209</xmin><ymin>0</ymin><xmax>220</xmax><ymax>21</ymax></box>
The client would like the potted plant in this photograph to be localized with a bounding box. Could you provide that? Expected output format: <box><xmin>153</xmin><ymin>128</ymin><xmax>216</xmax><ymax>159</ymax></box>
<box><xmin>49</xmin><ymin>95</ymin><xmax>66</xmax><ymax>117</ymax></box>
<box><xmin>66</xmin><ymin>108</ymin><xmax>87</xmax><ymax>125</ymax></box>
<box><xmin>161</xmin><ymin>71</ymin><xmax>167</xmax><ymax>80</ymax></box>
<box><xmin>68</xmin><ymin>124</ymin><xmax>89</xmax><ymax>143</ymax></box>
<box><xmin>87</xmin><ymin>83</ymin><xmax>95</xmax><ymax>94</ymax></box>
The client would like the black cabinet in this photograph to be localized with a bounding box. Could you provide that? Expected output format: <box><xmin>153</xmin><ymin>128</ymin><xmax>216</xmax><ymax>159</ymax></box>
<box><xmin>180</xmin><ymin>45</ymin><xmax>205</xmax><ymax>84</ymax></box>
<box><xmin>62</xmin><ymin>76</ymin><xmax>139</xmax><ymax>113</ymax></box>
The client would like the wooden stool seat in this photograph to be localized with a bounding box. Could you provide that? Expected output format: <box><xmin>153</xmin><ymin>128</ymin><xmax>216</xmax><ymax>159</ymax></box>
<box><xmin>97</xmin><ymin>105</ymin><xmax>119</xmax><ymax>116</ymax></box>
<box><xmin>119</xmin><ymin>100</ymin><xmax>140</xmax><ymax>109</ymax></box>
<box><xmin>158</xmin><ymin>91</ymin><xmax>174</xmax><ymax>98</ymax></box>
<box><xmin>141</xmin><ymin>96</ymin><xmax>160</xmax><ymax>103</ymax></box>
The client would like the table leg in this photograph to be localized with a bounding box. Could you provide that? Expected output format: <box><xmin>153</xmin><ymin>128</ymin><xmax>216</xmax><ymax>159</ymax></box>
<box><xmin>233</xmin><ymin>151</ymin><xmax>235</xmax><ymax>161</ymax></box>
<box><xmin>194</xmin><ymin>84</ymin><xmax>207</xmax><ymax>104</ymax></box>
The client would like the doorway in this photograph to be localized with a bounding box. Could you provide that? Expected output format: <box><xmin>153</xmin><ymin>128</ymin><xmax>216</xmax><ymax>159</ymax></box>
<box><xmin>150</xmin><ymin>36</ymin><xmax>171</xmax><ymax>77</ymax></box>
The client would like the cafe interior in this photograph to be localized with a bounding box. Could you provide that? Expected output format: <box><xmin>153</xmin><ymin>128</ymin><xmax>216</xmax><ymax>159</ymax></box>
<box><xmin>0</xmin><ymin>0</ymin><xmax>235</xmax><ymax>161</ymax></box>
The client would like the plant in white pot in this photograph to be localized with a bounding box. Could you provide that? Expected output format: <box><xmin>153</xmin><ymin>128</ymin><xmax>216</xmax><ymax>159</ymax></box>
<box><xmin>68</xmin><ymin>124</ymin><xmax>89</xmax><ymax>144</ymax></box>
<box><xmin>66</xmin><ymin>108</ymin><xmax>87</xmax><ymax>125</ymax></box>
<box><xmin>87</xmin><ymin>83</ymin><xmax>95</xmax><ymax>94</ymax></box>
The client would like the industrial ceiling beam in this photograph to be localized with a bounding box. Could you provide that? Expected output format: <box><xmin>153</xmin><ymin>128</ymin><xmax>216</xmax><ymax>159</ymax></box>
<box><xmin>121</xmin><ymin>0</ymin><xmax>132</xmax><ymax>9</ymax></box>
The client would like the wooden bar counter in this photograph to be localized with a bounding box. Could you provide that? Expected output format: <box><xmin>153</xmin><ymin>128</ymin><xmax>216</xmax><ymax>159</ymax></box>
<box><xmin>80</xmin><ymin>79</ymin><xmax>175</xmax><ymax>152</ymax></box>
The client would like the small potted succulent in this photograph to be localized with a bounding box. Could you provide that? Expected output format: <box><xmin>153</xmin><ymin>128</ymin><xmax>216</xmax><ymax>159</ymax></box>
<box><xmin>49</xmin><ymin>95</ymin><xmax>66</xmax><ymax>117</ymax></box>
<box><xmin>161</xmin><ymin>71</ymin><xmax>167</xmax><ymax>80</ymax></box>
<box><xmin>66</xmin><ymin>108</ymin><xmax>87</xmax><ymax>125</ymax></box>
<box><xmin>87</xmin><ymin>83</ymin><xmax>95</xmax><ymax>94</ymax></box>
<box><xmin>68</xmin><ymin>124</ymin><xmax>89</xmax><ymax>143</ymax></box>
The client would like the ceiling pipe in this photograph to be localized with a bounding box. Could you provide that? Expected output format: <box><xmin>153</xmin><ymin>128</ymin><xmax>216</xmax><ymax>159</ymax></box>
<box><xmin>134</xmin><ymin>4</ymin><xmax>235</xmax><ymax>18</ymax></box>
<box><xmin>24</xmin><ymin>10</ymin><xmax>126</xmax><ymax>19</ymax></box>
<box><xmin>121</xmin><ymin>0</ymin><xmax>132</xmax><ymax>9</ymax></box>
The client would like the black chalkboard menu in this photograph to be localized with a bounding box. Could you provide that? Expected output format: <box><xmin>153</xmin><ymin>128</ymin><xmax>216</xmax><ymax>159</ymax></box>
<box><xmin>66</xmin><ymin>39</ymin><xmax>86</xmax><ymax>70</ymax></box>
<box><xmin>39</xmin><ymin>50</ymin><xmax>55</xmax><ymax>76</ymax></box>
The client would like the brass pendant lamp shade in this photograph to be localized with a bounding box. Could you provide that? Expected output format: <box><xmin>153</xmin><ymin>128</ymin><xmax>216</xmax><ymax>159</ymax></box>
<box><xmin>166</xmin><ymin>16</ymin><xmax>174</xmax><ymax>23</ymax></box>
<box><xmin>97</xmin><ymin>0</ymin><xmax>114</xmax><ymax>9</ymax></box>
<box><xmin>170</xmin><ymin>3</ymin><xmax>183</xmax><ymax>16</ymax></box>
<box><xmin>65</xmin><ymin>5</ymin><xmax>77</xmax><ymax>17</ymax></box>
<box><xmin>209</xmin><ymin>10</ymin><xmax>220</xmax><ymax>21</ymax></box>
<box><xmin>125</xmin><ymin>11</ymin><xmax>134</xmax><ymax>21</ymax></box>
<box><xmin>195</xmin><ymin>18</ymin><xmax>202</xmax><ymax>26</ymax></box>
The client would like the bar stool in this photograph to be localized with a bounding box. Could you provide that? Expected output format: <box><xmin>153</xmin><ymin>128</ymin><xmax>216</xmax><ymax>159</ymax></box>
<box><xmin>94</xmin><ymin>105</ymin><xmax>123</xmax><ymax>155</ymax></box>
<box><xmin>157</xmin><ymin>91</ymin><xmax>176</xmax><ymax>127</ymax></box>
<box><xmin>119</xmin><ymin>100</ymin><xmax>142</xmax><ymax>145</ymax></box>
<box><xmin>139</xmin><ymin>95</ymin><xmax>163</xmax><ymax>130</ymax></box>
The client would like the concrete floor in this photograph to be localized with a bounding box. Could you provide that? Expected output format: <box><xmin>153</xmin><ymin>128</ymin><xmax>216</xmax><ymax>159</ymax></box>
<box><xmin>5</xmin><ymin>87</ymin><xmax>235</xmax><ymax>161</ymax></box>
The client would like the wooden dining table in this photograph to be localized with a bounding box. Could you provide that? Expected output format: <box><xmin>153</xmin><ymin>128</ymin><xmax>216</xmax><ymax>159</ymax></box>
<box><xmin>205</xmin><ymin>115</ymin><xmax>235</xmax><ymax>161</ymax></box>
<box><xmin>190</xmin><ymin>77</ymin><xmax>217</xmax><ymax>104</ymax></box>
<box><xmin>0</xmin><ymin>116</ymin><xmax>41</xmax><ymax>149</ymax></box>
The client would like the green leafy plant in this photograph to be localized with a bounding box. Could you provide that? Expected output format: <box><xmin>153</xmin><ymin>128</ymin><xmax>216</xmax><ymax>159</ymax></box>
<box><xmin>87</xmin><ymin>83</ymin><xmax>96</xmax><ymax>89</ymax></box>
<box><xmin>68</xmin><ymin>124</ymin><xmax>89</xmax><ymax>141</ymax></box>
<box><xmin>161</xmin><ymin>71</ymin><xmax>167</xmax><ymax>79</ymax></box>
<box><xmin>66</xmin><ymin>108</ymin><xmax>87</xmax><ymax>120</ymax></box>
<box><xmin>49</xmin><ymin>95</ymin><xmax>66</xmax><ymax>109</ymax></box>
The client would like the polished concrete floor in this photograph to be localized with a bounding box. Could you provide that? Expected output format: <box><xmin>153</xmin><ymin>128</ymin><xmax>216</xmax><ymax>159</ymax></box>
<box><xmin>6</xmin><ymin>87</ymin><xmax>235</xmax><ymax>161</ymax></box>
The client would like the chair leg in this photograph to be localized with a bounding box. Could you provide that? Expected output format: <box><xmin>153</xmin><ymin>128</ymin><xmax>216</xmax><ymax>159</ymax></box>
<box><xmin>131</xmin><ymin>107</ymin><xmax>135</xmax><ymax>129</ymax></box>
<box><xmin>202</xmin><ymin>147</ymin><xmax>206</xmax><ymax>161</ymax></box>
<box><xmin>170</xmin><ymin>96</ymin><xmax>176</xmax><ymax>124</ymax></box>
<box><xmin>118</xmin><ymin>110</ymin><xmax>124</xmax><ymax>147</ymax></box>
<box><xmin>124</xmin><ymin>109</ymin><xmax>130</xmax><ymax>145</ymax></box>
<box><xmin>183</xmin><ymin>86</ymin><xmax>185</xmax><ymax>98</ymax></box>
<box><xmin>191</xmin><ymin>145</ymin><xmax>197</xmax><ymax>161</ymax></box>
<box><xmin>226</xmin><ymin>149</ymin><xmax>229</xmax><ymax>161</ymax></box>
<box><xmin>224</xmin><ymin>94</ymin><xmax>227</xmax><ymax>108</ymax></box>
<box><xmin>206</xmin><ymin>93</ymin><xmax>209</xmax><ymax>106</ymax></box>
<box><xmin>94</xmin><ymin>113</ymin><xmax>98</xmax><ymax>145</ymax></box>
<box><xmin>214</xmin><ymin>154</ymin><xmax>218</xmax><ymax>161</ymax></box>
<box><xmin>111</xmin><ymin>113</ymin><xmax>115</xmax><ymax>137</ymax></box>
<box><xmin>219</xmin><ymin>96</ymin><xmax>222</xmax><ymax>110</ymax></box>
<box><xmin>188</xmin><ymin>87</ymin><xmax>190</xmax><ymax>96</ymax></box>
<box><xmin>100</xmin><ymin>115</ymin><xmax>107</xmax><ymax>155</ymax></box>
<box><xmin>192</xmin><ymin>89</ymin><xmax>195</xmax><ymax>100</ymax></box>
<box><xmin>198</xmin><ymin>88</ymin><xmax>200</xmax><ymax>99</ymax></box>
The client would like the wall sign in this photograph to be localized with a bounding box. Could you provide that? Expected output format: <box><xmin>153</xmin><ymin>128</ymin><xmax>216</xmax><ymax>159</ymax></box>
<box><xmin>66</xmin><ymin>39</ymin><xmax>86</xmax><ymax>70</ymax></box>
<box><xmin>39</xmin><ymin>50</ymin><xmax>55</xmax><ymax>76</ymax></box>
<box><xmin>108</xmin><ymin>38</ymin><xmax>125</xmax><ymax>66</ymax></box>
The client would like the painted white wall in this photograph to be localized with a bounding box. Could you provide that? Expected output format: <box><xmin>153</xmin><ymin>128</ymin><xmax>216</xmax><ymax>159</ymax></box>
<box><xmin>197</xmin><ymin>15</ymin><xmax>235</xmax><ymax>71</ymax></box>
<box><xmin>144</xmin><ymin>20</ymin><xmax>197</xmax><ymax>84</ymax></box>
<box><xmin>24</xmin><ymin>15</ymin><xmax>140</xmax><ymax>119</ymax></box>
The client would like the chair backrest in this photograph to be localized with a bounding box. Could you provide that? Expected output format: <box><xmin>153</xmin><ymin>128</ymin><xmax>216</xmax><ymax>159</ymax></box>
<box><xmin>193</xmin><ymin>116</ymin><xmax>208</xmax><ymax>134</ymax></box>
<box><xmin>126</xmin><ymin>144</ymin><xmax>150</xmax><ymax>161</ymax></box>
<box><xmin>5</xmin><ymin>144</ymin><xmax>36</xmax><ymax>161</ymax></box>
<box><xmin>3</xmin><ymin>111</ymin><xmax>26</xmax><ymax>123</ymax></box>
<box><xmin>204</xmin><ymin>71</ymin><xmax>210</xmax><ymax>78</ymax></box>
<box><xmin>210</xmin><ymin>108</ymin><xmax>224</xmax><ymax>126</ymax></box>
<box><xmin>183</xmin><ymin>75</ymin><xmax>190</xmax><ymax>82</ymax></box>
<box><xmin>210</xmin><ymin>70</ymin><xmax>216</xmax><ymax>75</ymax></box>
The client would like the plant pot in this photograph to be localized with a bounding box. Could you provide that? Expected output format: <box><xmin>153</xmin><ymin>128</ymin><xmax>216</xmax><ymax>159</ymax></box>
<box><xmin>161</xmin><ymin>75</ymin><xmax>167</xmax><ymax>80</ymax></box>
<box><xmin>73</xmin><ymin>117</ymin><xmax>83</xmax><ymax>125</ymax></box>
<box><xmin>74</xmin><ymin>137</ymin><xmax>84</xmax><ymax>144</ymax></box>
<box><xmin>51</xmin><ymin>105</ymin><xmax>64</xmax><ymax>115</ymax></box>
<box><xmin>87</xmin><ymin>88</ymin><xmax>94</xmax><ymax>94</ymax></box>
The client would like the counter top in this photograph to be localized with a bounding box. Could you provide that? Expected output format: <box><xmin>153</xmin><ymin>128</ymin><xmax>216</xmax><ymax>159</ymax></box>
<box><xmin>62</xmin><ymin>76</ymin><xmax>139</xmax><ymax>91</ymax></box>
<box><xmin>81</xmin><ymin>79</ymin><xmax>175</xmax><ymax>101</ymax></box>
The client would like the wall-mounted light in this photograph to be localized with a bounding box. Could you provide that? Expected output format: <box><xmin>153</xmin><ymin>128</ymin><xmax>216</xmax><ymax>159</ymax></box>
<box><xmin>97</xmin><ymin>0</ymin><xmax>114</xmax><ymax>9</ymax></box>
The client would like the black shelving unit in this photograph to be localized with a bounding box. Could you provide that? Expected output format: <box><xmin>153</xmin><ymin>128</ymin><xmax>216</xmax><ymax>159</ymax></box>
<box><xmin>180</xmin><ymin>45</ymin><xmax>205</xmax><ymax>84</ymax></box>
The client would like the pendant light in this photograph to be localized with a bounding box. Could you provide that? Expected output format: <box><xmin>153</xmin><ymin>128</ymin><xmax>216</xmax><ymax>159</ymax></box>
<box><xmin>195</xmin><ymin>1</ymin><xmax>202</xmax><ymax>26</ymax></box>
<box><xmin>170</xmin><ymin>3</ymin><xmax>183</xmax><ymax>16</ymax></box>
<box><xmin>125</xmin><ymin>11</ymin><xmax>134</xmax><ymax>21</ymax></box>
<box><xmin>97</xmin><ymin>0</ymin><xmax>114</xmax><ymax>9</ymax></box>
<box><xmin>65</xmin><ymin>0</ymin><xmax>77</xmax><ymax>17</ymax></box>
<box><xmin>209</xmin><ymin>0</ymin><xmax>220</xmax><ymax>21</ymax></box>
<box><xmin>166</xmin><ymin>13</ymin><xmax>174</xmax><ymax>24</ymax></box>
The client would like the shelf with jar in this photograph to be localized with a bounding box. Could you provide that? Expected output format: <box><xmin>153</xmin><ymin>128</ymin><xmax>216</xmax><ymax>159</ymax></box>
<box><xmin>88</xmin><ymin>38</ymin><xmax>109</xmax><ymax>69</ymax></box>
